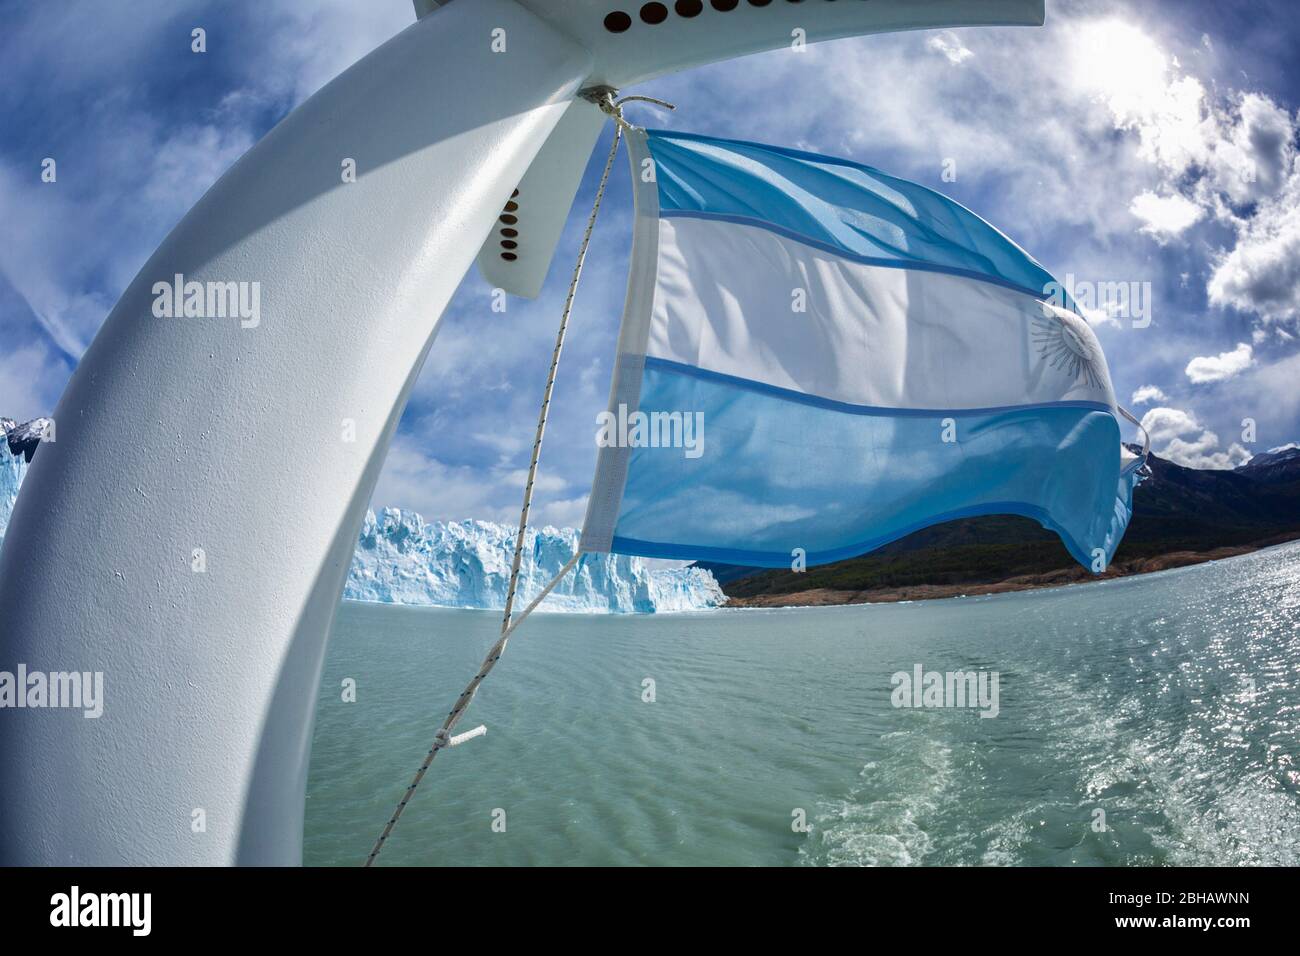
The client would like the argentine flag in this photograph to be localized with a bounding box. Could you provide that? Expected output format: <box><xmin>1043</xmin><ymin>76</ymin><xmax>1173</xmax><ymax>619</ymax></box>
<box><xmin>581</xmin><ymin>129</ymin><xmax>1144</xmax><ymax>572</ymax></box>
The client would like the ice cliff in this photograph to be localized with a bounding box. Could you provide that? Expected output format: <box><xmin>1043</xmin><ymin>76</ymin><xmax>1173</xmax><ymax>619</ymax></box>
<box><xmin>345</xmin><ymin>509</ymin><xmax>725</xmax><ymax>613</ymax></box>
<box><xmin>0</xmin><ymin>417</ymin><xmax>46</xmax><ymax>543</ymax></box>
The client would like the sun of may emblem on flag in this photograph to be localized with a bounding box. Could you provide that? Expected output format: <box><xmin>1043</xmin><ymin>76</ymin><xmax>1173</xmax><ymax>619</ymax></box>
<box><xmin>1032</xmin><ymin>303</ymin><xmax>1107</xmax><ymax>390</ymax></box>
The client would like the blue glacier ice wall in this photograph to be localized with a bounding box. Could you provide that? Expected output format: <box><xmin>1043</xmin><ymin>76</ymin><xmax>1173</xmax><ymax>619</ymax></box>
<box><xmin>0</xmin><ymin>439</ymin><xmax>25</xmax><ymax>544</ymax></box>
<box><xmin>345</xmin><ymin>509</ymin><xmax>725</xmax><ymax>613</ymax></box>
<box><xmin>0</xmin><ymin>419</ymin><xmax>723</xmax><ymax>614</ymax></box>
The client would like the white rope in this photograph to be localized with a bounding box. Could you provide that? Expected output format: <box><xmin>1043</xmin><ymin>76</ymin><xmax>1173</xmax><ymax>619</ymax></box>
<box><xmin>364</xmin><ymin>100</ymin><xmax>627</xmax><ymax>867</ymax></box>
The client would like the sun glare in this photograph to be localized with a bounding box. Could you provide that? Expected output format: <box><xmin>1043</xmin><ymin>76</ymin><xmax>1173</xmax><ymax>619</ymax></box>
<box><xmin>1073</xmin><ymin>20</ymin><xmax>1170</xmax><ymax>117</ymax></box>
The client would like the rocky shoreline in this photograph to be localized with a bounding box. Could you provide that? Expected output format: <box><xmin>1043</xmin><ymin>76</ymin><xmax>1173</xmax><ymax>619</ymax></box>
<box><xmin>721</xmin><ymin>539</ymin><xmax>1298</xmax><ymax>608</ymax></box>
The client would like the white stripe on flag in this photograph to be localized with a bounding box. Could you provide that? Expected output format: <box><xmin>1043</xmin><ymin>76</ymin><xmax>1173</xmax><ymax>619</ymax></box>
<box><xmin>650</xmin><ymin>216</ymin><xmax>1117</xmax><ymax>411</ymax></box>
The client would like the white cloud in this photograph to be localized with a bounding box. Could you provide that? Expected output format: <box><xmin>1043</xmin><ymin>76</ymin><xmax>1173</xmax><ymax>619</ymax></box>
<box><xmin>1073</xmin><ymin>21</ymin><xmax>1213</xmax><ymax>180</ymax></box>
<box><xmin>1139</xmin><ymin>406</ymin><xmax>1251</xmax><ymax>469</ymax></box>
<box><xmin>1131</xmin><ymin>384</ymin><xmax>1168</xmax><ymax>405</ymax></box>
<box><xmin>533</xmin><ymin>495</ymin><xmax>590</xmax><ymax>530</ymax></box>
<box><xmin>0</xmin><ymin>340</ymin><xmax>66</xmax><ymax>421</ymax></box>
<box><xmin>0</xmin><ymin>164</ymin><xmax>111</xmax><ymax>359</ymax></box>
<box><xmin>1185</xmin><ymin>342</ymin><xmax>1253</xmax><ymax>383</ymax></box>
<box><xmin>1129</xmin><ymin>190</ymin><xmax>1204</xmax><ymax>237</ymax></box>
<box><xmin>1207</xmin><ymin>173</ymin><xmax>1300</xmax><ymax>323</ymax></box>
<box><xmin>1207</xmin><ymin>93</ymin><xmax>1295</xmax><ymax>206</ymax></box>
<box><xmin>370</xmin><ymin>436</ymin><xmax>586</xmax><ymax>529</ymax></box>
<box><xmin>926</xmin><ymin>33</ymin><xmax>973</xmax><ymax>65</ymax></box>
<box><xmin>1081</xmin><ymin>305</ymin><xmax>1123</xmax><ymax>329</ymax></box>
<box><xmin>1141</xmin><ymin>406</ymin><xmax>1202</xmax><ymax>446</ymax></box>
<box><xmin>1062</xmin><ymin>19</ymin><xmax>1300</xmax><ymax>330</ymax></box>
<box><xmin>0</xmin><ymin>110</ymin><xmax>261</xmax><ymax>361</ymax></box>
<box><xmin>369</xmin><ymin>437</ymin><xmax>525</xmax><ymax>524</ymax></box>
<box><xmin>501</xmin><ymin>470</ymin><xmax>568</xmax><ymax>496</ymax></box>
<box><xmin>1200</xmin><ymin>94</ymin><xmax>1300</xmax><ymax>325</ymax></box>
<box><xmin>0</xmin><ymin>0</ymin><xmax>412</xmax><ymax>366</ymax></box>
<box><xmin>246</xmin><ymin>1</ymin><xmax>413</xmax><ymax>107</ymax></box>
<box><xmin>141</xmin><ymin>124</ymin><xmax>255</xmax><ymax>214</ymax></box>
<box><xmin>1071</xmin><ymin>24</ymin><xmax>1294</xmax><ymax>216</ymax></box>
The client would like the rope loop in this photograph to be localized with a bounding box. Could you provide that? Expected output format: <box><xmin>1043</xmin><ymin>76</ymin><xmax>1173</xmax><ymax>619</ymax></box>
<box><xmin>579</xmin><ymin>85</ymin><xmax>676</xmax><ymax>131</ymax></box>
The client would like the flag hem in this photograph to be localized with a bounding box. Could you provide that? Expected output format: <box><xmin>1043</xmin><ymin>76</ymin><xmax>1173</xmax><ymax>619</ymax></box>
<box><xmin>579</xmin><ymin>128</ymin><xmax>660</xmax><ymax>555</ymax></box>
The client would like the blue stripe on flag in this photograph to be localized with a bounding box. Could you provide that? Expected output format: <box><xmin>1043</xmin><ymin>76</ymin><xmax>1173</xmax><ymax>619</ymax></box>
<box><xmin>646</xmin><ymin>129</ymin><xmax>1069</xmax><ymax>308</ymax></box>
<box><xmin>660</xmin><ymin>211</ymin><xmax>1051</xmax><ymax>301</ymax></box>
<box><xmin>608</xmin><ymin>361</ymin><xmax>1136</xmax><ymax>571</ymax></box>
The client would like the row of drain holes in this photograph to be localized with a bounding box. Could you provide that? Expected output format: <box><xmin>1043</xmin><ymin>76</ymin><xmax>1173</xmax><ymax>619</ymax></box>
<box><xmin>606</xmin><ymin>0</ymin><xmax>866</xmax><ymax>33</ymax></box>
<box><xmin>498</xmin><ymin>189</ymin><xmax>520</xmax><ymax>261</ymax></box>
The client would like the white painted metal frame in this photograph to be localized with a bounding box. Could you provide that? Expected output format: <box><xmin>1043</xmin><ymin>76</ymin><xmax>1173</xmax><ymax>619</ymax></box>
<box><xmin>0</xmin><ymin>0</ymin><xmax>1044</xmax><ymax>865</ymax></box>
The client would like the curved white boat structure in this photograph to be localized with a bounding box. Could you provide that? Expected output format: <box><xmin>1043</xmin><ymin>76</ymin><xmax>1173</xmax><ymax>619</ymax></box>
<box><xmin>0</xmin><ymin>0</ymin><xmax>1044</xmax><ymax>865</ymax></box>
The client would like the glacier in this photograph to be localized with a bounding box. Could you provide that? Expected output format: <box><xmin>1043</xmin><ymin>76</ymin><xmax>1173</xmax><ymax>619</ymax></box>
<box><xmin>346</xmin><ymin>508</ymin><xmax>725</xmax><ymax>613</ymax></box>
<box><xmin>0</xmin><ymin>418</ymin><xmax>724</xmax><ymax>613</ymax></box>
<box><xmin>0</xmin><ymin>436</ymin><xmax>25</xmax><ymax>544</ymax></box>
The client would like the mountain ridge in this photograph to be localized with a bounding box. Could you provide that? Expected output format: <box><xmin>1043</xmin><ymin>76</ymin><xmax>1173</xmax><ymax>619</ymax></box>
<box><xmin>703</xmin><ymin>447</ymin><xmax>1300</xmax><ymax>605</ymax></box>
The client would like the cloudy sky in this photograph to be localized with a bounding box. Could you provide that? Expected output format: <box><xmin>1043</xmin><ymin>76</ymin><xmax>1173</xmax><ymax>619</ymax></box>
<box><xmin>3</xmin><ymin>0</ymin><xmax>1299</xmax><ymax>527</ymax></box>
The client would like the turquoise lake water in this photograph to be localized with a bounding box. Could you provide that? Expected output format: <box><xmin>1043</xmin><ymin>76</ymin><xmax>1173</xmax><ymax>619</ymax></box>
<box><xmin>304</xmin><ymin>541</ymin><xmax>1300</xmax><ymax>866</ymax></box>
